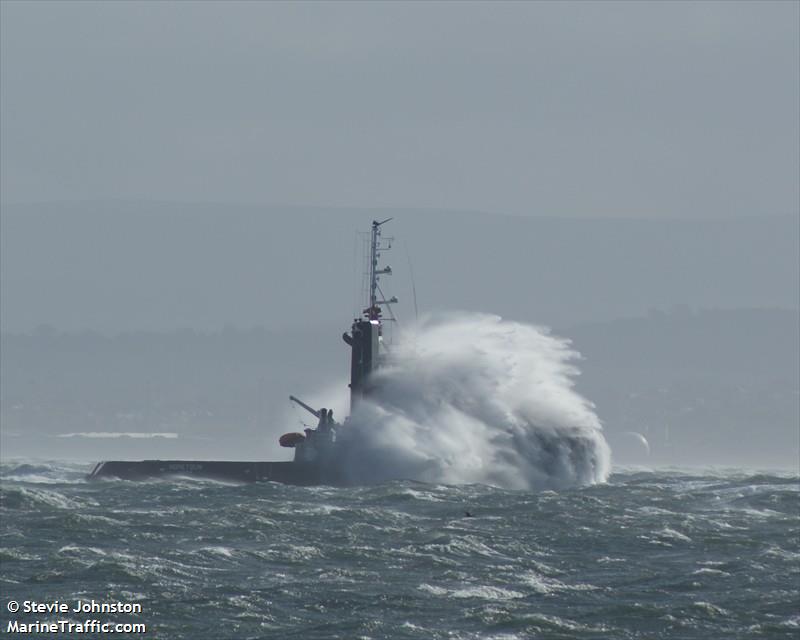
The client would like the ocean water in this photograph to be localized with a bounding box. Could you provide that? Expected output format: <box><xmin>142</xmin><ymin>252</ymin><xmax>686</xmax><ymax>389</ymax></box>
<box><xmin>0</xmin><ymin>462</ymin><xmax>797</xmax><ymax>639</ymax></box>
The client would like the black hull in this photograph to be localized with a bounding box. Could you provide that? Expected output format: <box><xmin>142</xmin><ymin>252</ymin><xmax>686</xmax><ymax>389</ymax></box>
<box><xmin>88</xmin><ymin>460</ymin><xmax>347</xmax><ymax>486</ymax></box>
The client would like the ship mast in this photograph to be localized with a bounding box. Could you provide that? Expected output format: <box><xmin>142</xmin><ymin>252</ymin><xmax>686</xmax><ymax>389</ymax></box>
<box><xmin>343</xmin><ymin>219</ymin><xmax>398</xmax><ymax>411</ymax></box>
<box><xmin>366</xmin><ymin>218</ymin><xmax>397</xmax><ymax>321</ymax></box>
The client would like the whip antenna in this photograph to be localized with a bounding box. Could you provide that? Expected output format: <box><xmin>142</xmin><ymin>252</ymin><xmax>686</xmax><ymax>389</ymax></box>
<box><xmin>405</xmin><ymin>242</ymin><xmax>419</xmax><ymax>322</ymax></box>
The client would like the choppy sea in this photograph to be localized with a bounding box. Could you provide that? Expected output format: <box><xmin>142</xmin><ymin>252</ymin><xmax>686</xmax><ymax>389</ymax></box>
<box><xmin>1</xmin><ymin>462</ymin><xmax>797</xmax><ymax>639</ymax></box>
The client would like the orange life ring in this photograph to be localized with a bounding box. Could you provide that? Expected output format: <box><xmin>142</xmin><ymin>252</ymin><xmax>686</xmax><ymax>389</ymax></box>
<box><xmin>279</xmin><ymin>432</ymin><xmax>306</xmax><ymax>448</ymax></box>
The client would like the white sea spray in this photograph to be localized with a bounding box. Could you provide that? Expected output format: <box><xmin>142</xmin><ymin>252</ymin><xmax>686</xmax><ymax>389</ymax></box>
<box><xmin>338</xmin><ymin>312</ymin><xmax>611</xmax><ymax>490</ymax></box>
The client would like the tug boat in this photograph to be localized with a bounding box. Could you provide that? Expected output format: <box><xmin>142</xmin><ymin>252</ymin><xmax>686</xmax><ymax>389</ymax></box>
<box><xmin>89</xmin><ymin>219</ymin><xmax>397</xmax><ymax>485</ymax></box>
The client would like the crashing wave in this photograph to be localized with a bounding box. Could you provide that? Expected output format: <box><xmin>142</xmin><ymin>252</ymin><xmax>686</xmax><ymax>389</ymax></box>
<box><xmin>337</xmin><ymin>313</ymin><xmax>610</xmax><ymax>490</ymax></box>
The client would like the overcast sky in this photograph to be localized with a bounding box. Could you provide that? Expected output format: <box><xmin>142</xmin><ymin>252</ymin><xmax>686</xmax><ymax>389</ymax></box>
<box><xmin>1</xmin><ymin>1</ymin><xmax>798</xmax><ymax>218</ymax></box>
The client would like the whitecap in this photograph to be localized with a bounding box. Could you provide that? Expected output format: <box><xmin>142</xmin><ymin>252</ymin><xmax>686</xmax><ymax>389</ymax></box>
<box><xmin>0</xmin><ymin>548</ymin><xmax>39</xmax><ymax>561</ymax></box>
<box><xmin>15</xmin><ymin>487</ymin><xmax>91</xmax><ymax>510</ymax></box>
<box><xmin>518</xmin><ymin>570</ymin><xmax>599</xmax><ymax>594</ymax></box>
<box><xmin>524</xmin><ymin>613</ymin><xmax>600</xmax><ymax>632</ymax></box>
<box><xmin>450</xmin><ymin>585</ymin><xmax>525</xmax><ymax>600</ymax></box>
<box><xmin>762</xmin><ymin>545</ymin><xmax>800</xmax><ymax>561</ymax></box>
<box><xmin>417</xmin><ymin>583</ymin><xmax>448</xmax><ymax>596</ymax></box>
<box><xmin>397</xmin><ymin>488</ymin><xmax>444</xmax><ymax>502</ymax></box>
<box><xmin>692</xmin><ymin>568</ymin><xmax>731</xmax><ymax>577</ymax></box>
<box><xmin>656</xmin><ymin>527</ymin><xmax>692</xmax><ymax>543</ymax></box>
<box><xmin>691</xmin><ymin>601</ymin><xmax>730</xmax><ymax>617</ymax></box>
<box><xmin>201</xmin><ymin>546</ymin><xmax>236</xmax><ymax>558</ymax></box>
<box><xmin>597</xmin><ymin>556</ymin><xmax>626</xmax><ymax>564</ymax></box>
<box><xmin>58</xmin><ymin>545</ymin><xmax>107</xmax><ymax>557</ymax></box>
<box><xmin>417</xmin><ymin>583</ymin><xmax>523</xmax><ymax>600</ymax></box>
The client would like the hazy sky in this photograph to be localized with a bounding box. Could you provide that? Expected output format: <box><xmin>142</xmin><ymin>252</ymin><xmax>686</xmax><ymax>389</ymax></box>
<box><xmin>1</xmin><ymin>0</ymin><xmax>798</xmax><ymax>218</ymax></box>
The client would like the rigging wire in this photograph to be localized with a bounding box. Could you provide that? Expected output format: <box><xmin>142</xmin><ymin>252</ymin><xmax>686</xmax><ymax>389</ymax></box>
<box><xmin>404</xmin><ymin>241</ymin><xmax>419</xmax><ymax>323</ymax></box>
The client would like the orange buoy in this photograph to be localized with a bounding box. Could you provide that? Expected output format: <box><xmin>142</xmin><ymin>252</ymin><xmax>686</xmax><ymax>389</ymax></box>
<box><xmin>279</xmin><ymin>432</ymin><xmax>306</xmax><ymax>448</ymax></box>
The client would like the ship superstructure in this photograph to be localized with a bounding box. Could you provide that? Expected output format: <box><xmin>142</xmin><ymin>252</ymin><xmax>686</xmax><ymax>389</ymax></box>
<box><xmin>89</xmin><ymin>219</ymin><xmax>397</xmax><ymax>485</ymax></box>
